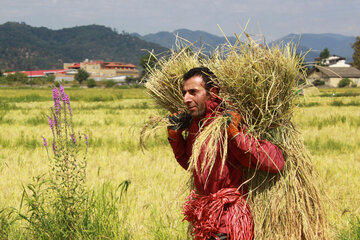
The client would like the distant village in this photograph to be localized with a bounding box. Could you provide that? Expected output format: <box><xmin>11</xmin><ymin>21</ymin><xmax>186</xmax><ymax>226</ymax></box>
<box><xmin>2</xmin><ymin>55</ymin><xmax>360</xmax><ymax>88</ymax></box>
<box><xmin>3</xmin><ymin>59</ymin><xmax>140</xmax><ymax>84</ymax></box>
<box><xmin>307</xmin><ymin>55</ymin><xmax>360</xmax><ymax>87</ymax></box>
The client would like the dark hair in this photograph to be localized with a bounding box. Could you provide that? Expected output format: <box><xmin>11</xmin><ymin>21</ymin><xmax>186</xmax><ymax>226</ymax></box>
<box><xmin>183</xmin><ymin>67</ymin><xmax>217</xmax><ymax>91</ymax></box>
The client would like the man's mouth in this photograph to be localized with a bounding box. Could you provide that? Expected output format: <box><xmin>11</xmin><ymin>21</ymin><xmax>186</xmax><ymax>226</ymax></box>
<box><xmin>188</xmin><ymin>106</ymin><xmax>196</xmax><ymax>111</ymax></box>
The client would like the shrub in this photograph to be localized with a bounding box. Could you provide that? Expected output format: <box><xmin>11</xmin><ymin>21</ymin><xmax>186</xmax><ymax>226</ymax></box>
<box><xmin>87</xmin><ymin>79</ymin><xmax>96</xmax><ymax>88</ymax></box>
<box><xmin>105</xmin><ymin>79</ymin><xmax>115</xmax><ymax>88</ymax></box>
<box><xmin>6</xmin><ymin>72</ymin><xmax>28</xmax><ymax>84</ymax></box>
<box><xmin>312</xmin><ymin>79</ymin><xmax>325</xmax><ymax>86</ymax></box>
<box><xmin>46</xmin><ymin>75</ymin><xmax>55</xmax><ymax>82</ymax></box>
<box><xmin>338</xmin><ymin>78</ymin><xmax>352</xmax><ymax>88</ymax></box>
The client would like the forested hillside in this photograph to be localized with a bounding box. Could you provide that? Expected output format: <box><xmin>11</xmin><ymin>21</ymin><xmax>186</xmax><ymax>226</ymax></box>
<box><xmin>0</xmin><ymin>22</ymin><xmax>167</xmax><ymax>71</ymax></box>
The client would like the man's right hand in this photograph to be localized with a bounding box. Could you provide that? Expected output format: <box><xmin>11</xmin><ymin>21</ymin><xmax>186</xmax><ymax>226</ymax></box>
<box><xmin>168</xmin><ymin>111</ymin><xmax>191</xmax><ymax>131</ymax></box>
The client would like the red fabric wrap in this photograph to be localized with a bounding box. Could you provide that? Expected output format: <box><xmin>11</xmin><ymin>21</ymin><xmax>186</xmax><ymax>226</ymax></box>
<box><xmin>183</xmin><ymin>188</ymin><xmax>254</xmax><ymax>240</ymax></box>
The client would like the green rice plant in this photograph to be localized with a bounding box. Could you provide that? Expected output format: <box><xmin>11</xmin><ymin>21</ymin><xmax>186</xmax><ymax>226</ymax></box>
<box><xmin>349</xmin><ymin>116</ymin><xmax>360</xmax><ymax>127</ymax></box>
<box><xmin>306</xmin><ymin>115</ymin><xmax>348</xmax><ymax>130</ymax></box>
<box><xmin>331</xmin><ymin>100</ymin><xmax>346</xmax><ymax>106</ymax></box>
<box><xmin>0</xmin><ymin>207</ymin><xmax>18</xmax><ymax>239</ymax></box>
<box><xmin>320</xmin><ymin>92</ymin><xmax>360</xmax><ymax>97</ymax></box>
<box><xmin>129</xmin><ymin>102</ymin><xmax>150</xmax><ymax>109</ymax></box>
<box><xmin>304</xmin><ymin>136</ymin><xmax>355</xmax><ymax>155</ymax></box>
<box><xmin>78</xmin><ymin>181</ymin><xmax>132</xmax><ymax>239</ymax></box>
<box><xmin>14</xmin><ymin>131</ymin><xmax>42</xmax><ymax>149</ymax></box>
<box><xmin>0</xmin><ymin>94</ymin><xmax>48</xmax><ymax>103</ymax></box>
<box><xmin>0</xmin><ymin>111</ymin><xmax>12</xmax><ymax>125</ymax></box>
<box><xmin>330</xmin><ymin>100</ymin><xmax>360</xmax><ymax>107</ymax></box>
<box><xmin>25</xmin><ymin>115</ymin><xmax>47</xmax><ymax>126</ymax></box>
<box><xmin>338</xmin><ymin>217</ymin><xmax>360</xmax><ymax>240</ymax></box>
<box><xmin>297</xmin><ymin>102</ymin><xmax>320</xmax><ymax>107</ymax></box>
<box><xmin>0</xmin><ymin>103</ymin><xmax>19</xmax><ymax>111</ymax></box>
<box><xmin>147</xmin><ymin>205</ymin><xmax>188</xmax><ymax>240</ymax></box>
<box><xmin>0</xmin><ymin>135</ymin><xmax>11</xmax><ymax>148</ymax></box>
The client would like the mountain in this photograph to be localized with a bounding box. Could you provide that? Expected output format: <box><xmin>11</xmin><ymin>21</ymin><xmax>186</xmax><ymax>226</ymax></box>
<box><xmin>0</xmin><ymin>22</ymin><xmax>167</xmax><ymax>71</ymax></box>
<box><xmin>133</xmin><ymin>29</ymin><xmax>237</xmax><ymax>52</ymax></box>
<box><xmin>135</xmin><ymin>29</ymin><xmax>356</xmax><ymax>64</ymax></box>
<box><xmin>1</xmin><ymin>22</ymin><xmax>356</xmax><ymax>71</ymax></box>
<box><xmin>270</xmin><ymin>33</ymin><xmax>356</xmax><ymax>63</ymax></box>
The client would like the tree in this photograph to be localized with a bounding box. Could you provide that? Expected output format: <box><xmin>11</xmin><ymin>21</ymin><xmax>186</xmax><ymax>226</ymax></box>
<box><xmin>6</xmin><ymin>72</ymin><xmax>28</xmax><ymax>83</ymax></box>
<box><xmin>46</xmin><ymin>75</ymin><xmax>55</xmax><ymax>82</ymax></box>
<box><xmin>352</xmin><ymin>36</ymin><xmax>360</xmax><ymax>70</ymax></box>
<box><xmin>74</xmin><ymin>69</ymin><xmax>90</xmax><ymax>84</ymax></box>
<box><xmin>138</xmin><ymin>53</ymin><xmax>158</xmax><ymax>78</ymax></box>
<box><xmin>319</xmin><ymin>48</ymin><xmax>330</xmax><ymax>65</ymax></box>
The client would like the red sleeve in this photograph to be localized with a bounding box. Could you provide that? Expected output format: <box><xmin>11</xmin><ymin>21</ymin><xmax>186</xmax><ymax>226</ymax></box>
<box><xmin>228</xmin><ymin>128</ymin><xmax>284</xmax><ymax>173</ymax></box>
<box><xmin>168</xmin><ymin>131</ymin><xmax>189</xmax><ymax>170</ymax></box>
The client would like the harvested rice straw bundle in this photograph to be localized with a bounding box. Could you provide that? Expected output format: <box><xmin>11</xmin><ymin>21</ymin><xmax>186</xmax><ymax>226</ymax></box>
<box><xmin>203</xmin><ymin>37</ymin><xmax>329</xmax><ymax>239</ymax></box>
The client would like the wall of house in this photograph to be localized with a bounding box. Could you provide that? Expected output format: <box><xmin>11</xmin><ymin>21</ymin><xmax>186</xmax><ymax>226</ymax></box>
<box><xmin>63</xmin><ymin>63</ymin><xmax>75</xmax><ymax>69</ymax></box>
<box><xmin>327</xmin><ymin>78</ymin><xmax>341</xmax><ymax>87</ymax></box>
<box><xmin>55</xmin><ymin>74</ymin><xmax>74</xmax><ymax>81</ymax></box>
<box><xmin>79</xmin><ymin>63</ymin><xmax>139</xmax><ymax>79</ymax></box>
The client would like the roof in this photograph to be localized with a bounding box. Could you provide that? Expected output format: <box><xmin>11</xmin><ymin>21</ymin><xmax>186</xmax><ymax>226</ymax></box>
<box><xmin>313</xmin><ymin>66</ymin><xmax>360</xmax><ymax>78</ymax></box>
<box><xmin>105</xmin><ymin>63</ymin><xmax>124</xmax><ymax>67</ymax></box>
<box><xmin>67</xmin><ymin>63</ymin><xmax>80</xmax><ymax>68</ymax></box>
<box><xmin>105</xmin><ymin>62</ymin><xmax>136</xmax><ymax>68</ymax></box>
<box><xmin>5</xmin><ymin>69</ymin><xmax>68</xmax><ymax>77</ymax></box>
<box><xmin>121</xmin><ymin>64</ymin><xmax>136</xmax><ymax>68</ymax></box>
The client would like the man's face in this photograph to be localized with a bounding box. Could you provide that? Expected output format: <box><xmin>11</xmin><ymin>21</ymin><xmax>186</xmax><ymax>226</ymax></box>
<box><xmin>183</xmin><ymin>75</ymin><xmax>210</xmax><ymax>118</ymax></box>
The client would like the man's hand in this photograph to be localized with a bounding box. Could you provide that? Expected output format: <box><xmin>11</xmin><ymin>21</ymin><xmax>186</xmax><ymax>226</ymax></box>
<box><xmin>224</xmin><ymin>111</ymin><xmax>241</xmax><ymax>139</ymax></box>
<box><xmin>168</xmin><ymin>111</ymin><xmax>191</xmax><ymax>131</ymax></box>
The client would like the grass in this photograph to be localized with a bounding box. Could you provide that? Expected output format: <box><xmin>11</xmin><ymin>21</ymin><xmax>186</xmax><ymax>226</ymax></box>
<box><xmin>0</xmin><ymin>88</ymin><xmax>359</xmax><ymax>239</ymax></box>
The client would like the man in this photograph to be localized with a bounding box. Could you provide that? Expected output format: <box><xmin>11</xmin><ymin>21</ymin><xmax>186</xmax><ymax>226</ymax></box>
<box><xmin>167</xmin><ymin>67</ymin><xmax>284</xmax><ymax>240</ymax></box>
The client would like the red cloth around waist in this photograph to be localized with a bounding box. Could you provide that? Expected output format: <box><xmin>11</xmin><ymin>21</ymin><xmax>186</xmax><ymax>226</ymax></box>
<box><xmin>183</xmin><ymin>188</ymin><xmax>254</xmax><ymax>240</ymax></box>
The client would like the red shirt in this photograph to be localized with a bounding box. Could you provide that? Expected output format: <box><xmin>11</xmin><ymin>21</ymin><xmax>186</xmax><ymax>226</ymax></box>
<box><xmin>168</xmin><ymin>98</ymin><xmax>284</xmax><ymax>235</ymax></box>
<box><xmin>169</xmin><ymin>98</ymin><xmax>284</xmax><ymax>195</ymax></box>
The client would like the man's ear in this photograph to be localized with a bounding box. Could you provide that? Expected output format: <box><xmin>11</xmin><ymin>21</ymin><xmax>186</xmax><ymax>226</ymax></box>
<box><xmin>209</xmin><ymin>86</ymin><xmax>219</xmax><ymax>99</ymax></box>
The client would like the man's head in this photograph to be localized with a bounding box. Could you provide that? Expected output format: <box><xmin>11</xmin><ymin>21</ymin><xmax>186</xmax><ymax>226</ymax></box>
<box><xmin>182</xmin><ymin>67</ymin><xmax>218</xmax><ymax>118</ymax></box>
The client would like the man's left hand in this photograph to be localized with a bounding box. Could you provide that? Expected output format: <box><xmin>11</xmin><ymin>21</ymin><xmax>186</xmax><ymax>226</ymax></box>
<box><xmin>168</xmin><ymin>111</ymin><xmax>191</xmax><ymax>131</ymax></box>
<box><xmin>224</xmin><ymin>111</ymin><xmax>241</xmax><ymax>139</ymax></box>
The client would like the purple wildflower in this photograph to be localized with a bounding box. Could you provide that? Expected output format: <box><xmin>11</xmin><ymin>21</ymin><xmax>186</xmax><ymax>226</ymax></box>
<box><xmin>53</xmin><ymin>114</ymin><xmax>58</xmax><ymax>127</ymax></box>
<box><xmin>84</xmin><ymin>134</ymin><xmax>88</xmax><ymax>146</ymax></box>
<box><xmin>71</xmin><ymin>134</ymin><xmax>76</xmax><ymax>144</ymax></box>
<box><xmin>64</xmin><ymin>94</ymin><xmax>72</xmax><ymax>114</ymax></box>
<box><xmin>42</xmin><ymin>136</ymin><xmax>48</xmax><ymax>147</ymax></box>
<box><xmin>52</xmin><ymin>87</ymin><xmax>61</xmax><ymax>113</ymax></box>
<box><xmin>52</xmin><ymin>141</ymin><xmax>57</xmax><ymax>154</ymax></box>
<box><xmin>59</xmin><ymin>85</ymin><xmax>66</xmax><ymax>101</ymax></box>
<box><xmin>48</xmin><ymin>116</ymin><xmax>54</xmax><ymax>130</ymax></box>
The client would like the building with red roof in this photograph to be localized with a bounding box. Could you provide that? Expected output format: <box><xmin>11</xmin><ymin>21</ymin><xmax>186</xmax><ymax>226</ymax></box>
<box><xmin>63</xmin><ymin>59</ymin><xmax>139</xmax><ymax>81</ymax></box>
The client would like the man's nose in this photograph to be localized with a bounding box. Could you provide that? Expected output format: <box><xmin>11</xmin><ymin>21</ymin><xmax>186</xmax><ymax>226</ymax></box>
<box><xmin>183</xmin><ymin>92</ymin><xmax>192</xmax><ymax>104</ymax></box>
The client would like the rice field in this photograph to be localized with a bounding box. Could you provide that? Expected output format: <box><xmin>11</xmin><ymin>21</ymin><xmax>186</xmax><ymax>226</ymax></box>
<box><xmin>0</xmin><ymin>87</ymin><xmax>359</xmax><ymax>239</ymax></box>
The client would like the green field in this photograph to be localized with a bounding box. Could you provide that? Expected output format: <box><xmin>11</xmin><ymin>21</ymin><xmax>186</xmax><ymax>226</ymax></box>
<box><xmin>0</xmin><ymin>87</ymin><xmax>359</xmax><ymax>239</ymax></box>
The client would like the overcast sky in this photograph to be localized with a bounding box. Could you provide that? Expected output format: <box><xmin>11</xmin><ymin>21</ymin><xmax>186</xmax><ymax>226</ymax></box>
<box><xmin>1</xmin><ymin>0</ymin><xmax>359</xmax><ymax>41</ymax></box>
